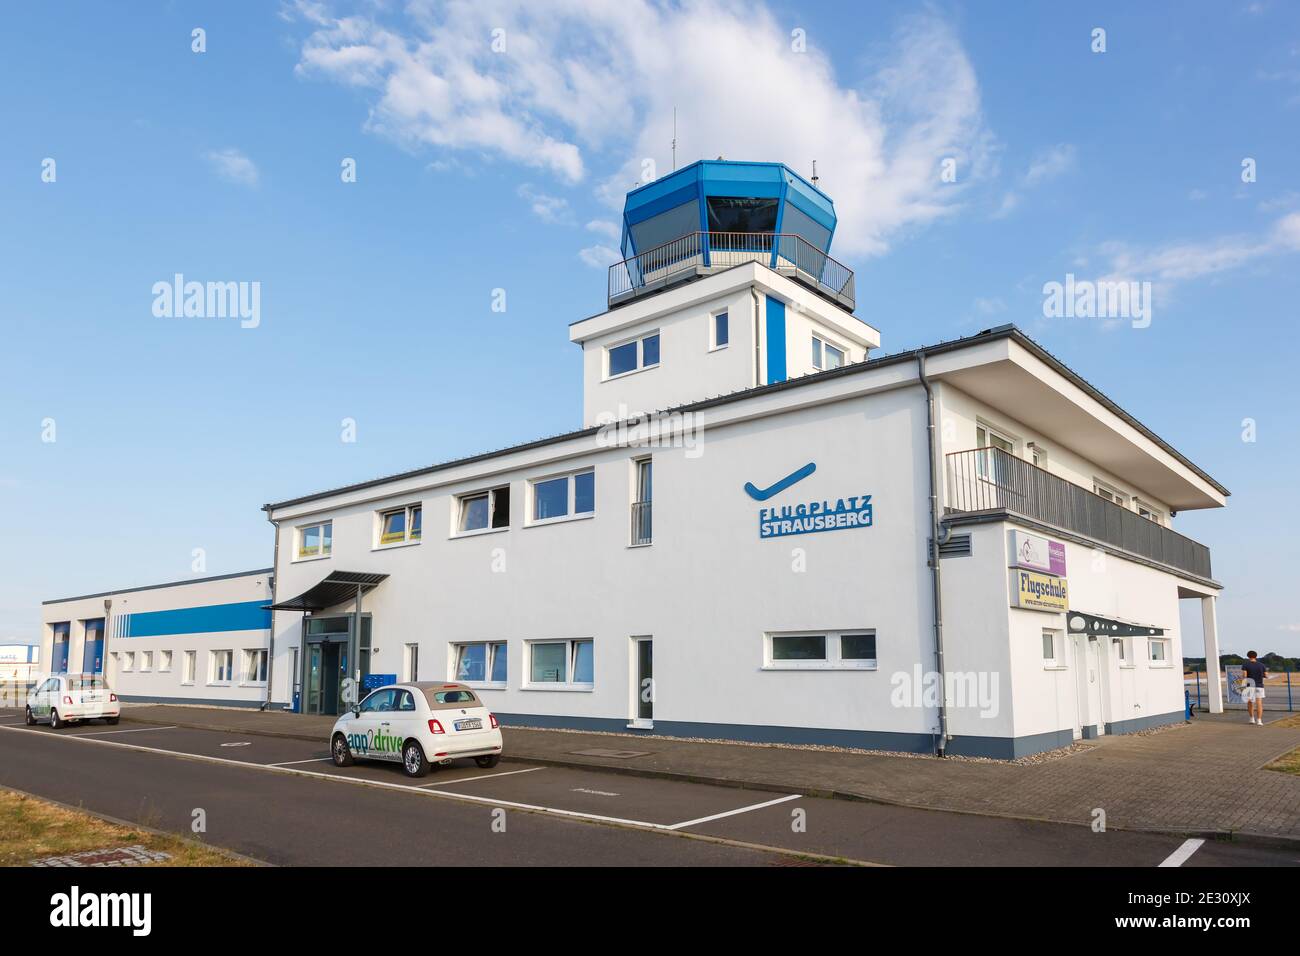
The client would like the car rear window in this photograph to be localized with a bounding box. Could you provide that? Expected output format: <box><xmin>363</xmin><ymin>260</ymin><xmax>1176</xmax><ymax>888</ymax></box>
<box><xmin>70</xmin><ymin>677</ymin><xmax>106</xmax><ymax>691</ymax></box>
<box><xmin>421</xmin><ymin>688</ymin><xmax>478</xmax><ymax>708</ymax></box>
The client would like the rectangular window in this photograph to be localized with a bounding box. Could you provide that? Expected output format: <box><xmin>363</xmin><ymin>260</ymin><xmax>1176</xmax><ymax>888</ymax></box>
<box><xmin>210</xmin><ymin>650</ymin><xmax>233</xmax><ymax>684</ymax></box>
<box><xmin>297</xmin><ymin>520</ymin><xmax>333</xmax><ymax>559</ymax></box>
<box><xmin>1042</xmin><ymin>629</ymin><xmax>1060</xmax><ymax>666</ymax></box>
<box><xmin>182</xmin><ymin>650</ymin><xmax>196</xmax><ymax>684</ymax></box>
<box><xmin>243</xmin><ymin>649</ymin><xmax>268</xmax><ymax>683</ymax></box>
<box><xmin>766</xmin><ymin>630</ymin><xmax>876</xmax><ymax>669</ymax></box>
<box><xmin>121</xmin><ymin>652</ymin><xmax>134</xmax><ymax>673</ymax></box>
<box><xmin>405</xmin><ymin>643</ymin><xmax>419</xmax><ymax>682</ymax></box>
<box><xmin>1149</xmin><ymin>639</ymin><xmax>1169</xmax><ymax>664</ymax></box>
<box><xmin>457</xmin><ymin>486</ymin><xmax>511</xmax><ymax>533</ymax></box>
<box><xmin>631</xmin><ymin>458</ymin><xmax>653</xmax><ymax>546</ymax></box>
<box><xmin>159</xmin><ymin>650</ymin><xmax>173</xmax><ymax>672</ymax></box>
<box><xmin>527</xmin><ymin>639</ymin><xmax>593</xmax><ymax>687</ymax></box>
<box><xmin>378</xmin><ymin>504</ymin><xmax>422</xmax><ymax>546</ymax></box>
<box><xmin>531</xmin><ymin>470</ymin><xmax>595</xmax><ymax>522</ymax></box>
<box><xmin>607</xmin><ymin>331</ymin><xmax>660</xmax><ymax>377</ymax></box>
<box><xmin>1135</xmin><ymin>500</ymin><xmax>1163</xmax><ymax>525</ymax></box>
<box><xmin>140</xmin><ymin>651</ymin><xmax>152</xmax><ymax>672</ymax></box>
<box><xmin>976</xmin><ymin>423</ymin><xmax>1016</xmax><ymax>479</ymax></box>
<box><xmin>1093</xmin><ymin>480</ymin><xmax>1127</xmax><ymax>507</ymax></box>
<box><xmin>1113</xmin><ymin>638</ymin><xmax>1127</xmax><ymax>664</ymax></box>
<box><xmin>454</xmin><ymin>641</ymin><xmax>507</xmax><ymax>685</ymax></box>
<box><xmin>712</xmin><ymin>311</ymin><xmax>729</xmax><ymax>348</ymax></box>
<box><xmin>812</xmin><ymin>334</ymin><xmax>845</xmax><ymax>370</ymax></box>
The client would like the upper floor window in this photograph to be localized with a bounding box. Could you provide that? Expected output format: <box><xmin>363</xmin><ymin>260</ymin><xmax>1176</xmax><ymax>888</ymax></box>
<box><xmin>458</xmin><ymin>486</ymin><xmax>510</xmax><ymax>533</ymax></box>
<box><xmin>975</xmin><ymin>423</ymin><xmax>1016</xmax><ymax>479</ymax></box>
<box><xmin>607</xmin><ymin>332</ymin><xmax>660</xmax><ymax>378</ymax></box>
<box><xmin>631</xmin><ymin>458</ymin><xmax>652</xmax><ymax>546</ymax></box>
<box><xmin>1093</xmin><ymin>480</ymin><xmax>1127</xmax><ymax>508</ymax></box>
<box><xmin>297</xmin><ymin>520</ymin><xmax>332</xmax><ymax>560</ymax></box>
<box><xmin>712</xmin><ymin>311</ymin><xmax>729</xmax><ymax>349</ymax></box>
<box><xmin>811</xmin><ymin>334</ymin><xmax>845</xmax><ymax>370</ymax></box>
<box><xmin>1135</xmin><ymin>500</ymin><xmax>1164</xmax><ymax>525</ymax></box>
<box><xmin>378</xmin><ymin>504</ymin><xmax>422</xmax><ymax>546</ymax></box>
<box><xmin>531</xmin><ymin>469</ymin><xmax>595</xmax><ymax>523</ymax></box>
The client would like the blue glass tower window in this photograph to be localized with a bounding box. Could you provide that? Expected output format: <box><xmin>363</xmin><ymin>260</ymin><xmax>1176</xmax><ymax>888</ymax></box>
<box><xmin>707</xmin><ymin>197</ymin><xmax>778</xmax><ymax>234</ymax></box>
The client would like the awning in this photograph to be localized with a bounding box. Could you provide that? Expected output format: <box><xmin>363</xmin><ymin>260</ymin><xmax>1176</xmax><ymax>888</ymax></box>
<box><xmin>1067</xmin><ymin>612</ymin><xmax>1163</xmax><ymax>638</ymax></box>
<box><xmin>265</xmin><ymin>571</ymin><xmax>389</xmax><ymax>612</ymax></box>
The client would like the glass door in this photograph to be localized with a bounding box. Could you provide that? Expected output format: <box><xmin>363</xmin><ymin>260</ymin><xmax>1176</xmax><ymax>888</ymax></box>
<box><xmin>636</xmin><ymin>639</ymin><xmax>653</xmax><ymax>721</ymax></box>
<box><xmin>306</xmin><ymin>644</ymin><xmax>323</xmax><ymax>715</ymax></box>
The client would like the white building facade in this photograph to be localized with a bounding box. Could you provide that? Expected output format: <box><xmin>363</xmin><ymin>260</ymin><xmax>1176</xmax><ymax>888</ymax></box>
<box><xmin>258</xmin><ymin>162</ymin><xmax>1228</xmax><ymax>758</ymax></box>
<box><xmin>40</xmin><ymin>569</ymin><xmax>277</xmax><ymax>708</ymax></box>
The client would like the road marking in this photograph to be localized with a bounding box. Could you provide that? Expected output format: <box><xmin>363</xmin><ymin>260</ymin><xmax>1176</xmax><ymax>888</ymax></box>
<box><xmin>416</xmin><ymin>766</ymin><xmax>544</xmax><ymax>787</ymax></box>
<box><xmin>220</xmin><ymin>742</ymin><xmax>253</xmax><ymax>748</ymax></box>
<box><xmin>666</xmin><ymin>793</ymin><xmax>803</xmax><ymax>830</ymax></box>
<box><xmin>1158</xmin><ymin>838</ymin><xmax>1206</xmax><ymax>868</ymax></box>
<box><xmin>71</xmin><ymin>725</ymin><xmax>178</xmax><ymax>737</ymax></box>
<box><xmin>267</xmin><ymin>757</ymin><xmax>334</xmax><ymax>767</ymax></box>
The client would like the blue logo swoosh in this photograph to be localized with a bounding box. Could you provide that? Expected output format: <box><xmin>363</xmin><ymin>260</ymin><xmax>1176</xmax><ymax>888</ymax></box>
<box><xmin>744</xmin><ymin>462</ymin><xmax>817</xmax><ymax>501</ymax></box>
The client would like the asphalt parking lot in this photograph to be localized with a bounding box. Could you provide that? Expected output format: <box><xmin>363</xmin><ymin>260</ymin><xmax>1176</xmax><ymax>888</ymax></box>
<box><xmin>0</xmin><ymin>710</ymin><xmax>1295</xmax><ymax>867</ymax></box>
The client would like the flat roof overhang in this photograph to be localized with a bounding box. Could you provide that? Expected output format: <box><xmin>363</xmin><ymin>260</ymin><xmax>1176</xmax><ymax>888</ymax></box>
<box><xmin>266</xmin><ymin>571</ymin><xmax>389</xmax><ymax>612</ymax></box>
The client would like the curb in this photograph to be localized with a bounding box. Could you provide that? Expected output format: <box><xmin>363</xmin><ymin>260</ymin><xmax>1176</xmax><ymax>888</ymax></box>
<box><xmin>118</xmin><ymin>711</ymin><xmax>1300</xmax><ymax>852</ymax></box>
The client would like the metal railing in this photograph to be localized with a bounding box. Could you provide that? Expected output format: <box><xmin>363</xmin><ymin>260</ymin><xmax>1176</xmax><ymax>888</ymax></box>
<box><xmin>946</xmin><ymin>446</ymin><xmax>1212</xmax><ymax>580</ymax></box>
<box><xmin>630</xmin><ymin>500</ymin><xmax>652</xmax><ymax>546</ymax></box>
<box><xmin>608</xmin><ymin>231</ymin><xmax>855</xmax><ymax>310</ymax></box>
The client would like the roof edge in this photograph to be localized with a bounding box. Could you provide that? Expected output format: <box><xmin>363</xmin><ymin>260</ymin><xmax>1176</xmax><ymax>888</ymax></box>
<box><xmin>43</xmin><ymin>568</ymin><xmax>275</xmax><ymax>607</ymax></box>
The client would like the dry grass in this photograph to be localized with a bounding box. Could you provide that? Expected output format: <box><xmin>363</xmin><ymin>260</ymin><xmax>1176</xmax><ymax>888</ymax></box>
<box><xmin>1265</xmin><ymin>747</ymin><xmax>1300</xmax><ymax>775</ymax></box>
<box><xmin>0</xmin><ymin>788</ymin><xmax>255</xmax><ymax>867</ymax></box>
<box><xmin>1269</xmin><ymin>713</ymin><xmax>1300</xmax><ymax>729</ymax></box>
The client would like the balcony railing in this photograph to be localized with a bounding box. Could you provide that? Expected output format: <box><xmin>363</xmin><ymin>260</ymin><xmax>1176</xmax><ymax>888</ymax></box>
<box><xmin>608</xmin><ymin>231</ymin><xmax>856</xmax><ymax>310</ymax></box>
<box><xmin>630</xmin><ymin>500</ymin><xmax>652</xmax><ymax>546</ymax></box>
<box><xmin>945</xmin><ymin>446</ymin><xmax>1212</xmax><ymax>580</ymax></box>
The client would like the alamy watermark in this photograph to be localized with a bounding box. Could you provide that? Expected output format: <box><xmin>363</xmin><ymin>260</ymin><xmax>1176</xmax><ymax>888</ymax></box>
<box><xmin>1042</xmin><ymin>273</ymin><xmax>1151</xmax><ymax>328</ymax></box>
<box><xmin>890</xmin><ymin>665</ymin><xmax>1000</xmax><ymax>719</ymax></box>
<box><xmin>595</xmin><ymin>403</ymin><xmax>704</xmax><ymax>458</ymax></box>
<box><xmin>152</xmin><ymin>274</ymin><xmax>260</xmax><ymax>328</ymax></box>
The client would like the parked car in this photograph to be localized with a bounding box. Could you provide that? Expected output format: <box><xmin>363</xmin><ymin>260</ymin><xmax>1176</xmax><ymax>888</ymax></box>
<box><xmin>330</xmin><ymin>681</ymin><xmax>503</xmax><ymax>778</ymax></box>
<box><xmin>26</xmin><ymin>674</ymin><xmax>120</xmax><ymax>728</ymax></box>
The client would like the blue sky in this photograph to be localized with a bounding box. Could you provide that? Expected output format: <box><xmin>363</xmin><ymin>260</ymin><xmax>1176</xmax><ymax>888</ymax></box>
<box><xmin>2</xmin><ymin>1</ymin><xmax>1298</xmax><ymax>657</ymax></box>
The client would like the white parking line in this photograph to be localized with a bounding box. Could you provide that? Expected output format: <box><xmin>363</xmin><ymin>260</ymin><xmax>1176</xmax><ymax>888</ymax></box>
<box><xmin>71</xmin><ymin>725</ymin><xmax>178</xmax><ymax>737</ymax></box>
<box><xmin>267</xmin><ymin>757</ymin><xmax>334</xmax><ymax>767</ymax></box>
<box><xmin>415</xmin><ymin>766</ymin><xmax>544</xmax><ymax>788</ymax></box>
<box><xmin>666</xmin><ymin>793</ymin><xmax>802</xmax><ymax>830</ymax></box>
<box><xmin>1158</xmin><ymin>838</ymin><xmax>1205</xmax><ymax>868</ymax></box>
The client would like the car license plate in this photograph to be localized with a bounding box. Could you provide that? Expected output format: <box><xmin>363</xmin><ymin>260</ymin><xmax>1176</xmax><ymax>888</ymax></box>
<box><xmin>455</xmin><ymin>718</ymin><xmax>482</xmax><ymax>731</ymax></box>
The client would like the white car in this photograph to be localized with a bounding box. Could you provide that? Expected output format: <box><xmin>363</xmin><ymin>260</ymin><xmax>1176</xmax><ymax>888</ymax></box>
<box><xmin>330</xmin><ymin>682</ymin><xmax>503</xmax><ymax>778</ymax></box>
<box><xmin>26</xmin><ymin>674</ymin><xmax>120</xmax><ymax>728</ymax></box>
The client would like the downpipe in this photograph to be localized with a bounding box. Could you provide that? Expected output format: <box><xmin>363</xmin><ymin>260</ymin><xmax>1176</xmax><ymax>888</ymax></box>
<box><xmin>917</xmin><ymin>353</ymin><xmax>952</xmax><ymax>756</ymax></box>
<box><xmin>260</xmin><ymin>515</ymin><xmax>280</xmax><ymax>712</ymax></box>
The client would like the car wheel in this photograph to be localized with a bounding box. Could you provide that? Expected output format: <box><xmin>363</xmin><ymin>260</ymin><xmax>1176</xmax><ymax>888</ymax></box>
<box><xmin>401</xmin><ymin>740</ymin><xmax>430</xmax><ymax>778</ymax></box>
<box><xmin>331</xmin><ymin>733</ymin><xmax>354</xmax><ymax>767</ymax></box>
<box><xmin>105</xmin><ymin>716</ymin><xmax>120</xmax><ymax>725</ymax></box>
<box><xmin>50</xmin><ymin>710</ymin><xmax>65</xmax><ymax>730</ymax></box>
<box><xmin>24</xmin><ymin>707</ymin><xmax>35</xmax><ymax>726</ymax></box>
<box><xmin>474</xmin><ymin>755</ymin><xmax>501</xmax><ymax>769</ymax></box>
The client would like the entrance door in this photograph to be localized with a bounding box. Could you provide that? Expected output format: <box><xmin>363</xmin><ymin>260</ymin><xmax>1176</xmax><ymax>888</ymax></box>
<box><xmin>321</xmin><ymin>642</ymin><xmax>341</xmax><ymax>715</ymax></box>
<box><xmin>1072</xmin><ymin>635</ymin><xmax>1105</xmax><ymax>737</ymax></box>
<box><xmin>306</xmin><ymin>644</ymin><xmax>324</xmax><ymax>714</ymax></box>
<box><xmin>635</xmin><ymin>638</ymin><xmax>653</xmax><ymax>723</ymax></box>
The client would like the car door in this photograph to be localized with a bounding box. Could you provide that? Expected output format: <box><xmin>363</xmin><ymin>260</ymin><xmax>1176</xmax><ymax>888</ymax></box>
<box><xmin>34</xmin><ymin>678</ymin><xmax>56</xmax><ymax>720</ymax></box>
<box><xmin>390</xmin><ymin>689</ymin><xmax>421</xmax><ymax>751</ymax></box>
<box><xmin>350</xmin><ymin>688</ymin><xmax>399</xmax><ymax>762</ymax></box>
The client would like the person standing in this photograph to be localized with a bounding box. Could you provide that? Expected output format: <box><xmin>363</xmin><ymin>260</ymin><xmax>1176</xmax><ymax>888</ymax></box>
<box><xmin>1242</xmin><ymin>651</ymin><xmax>1268</xmax><ymax>725</ymax></box>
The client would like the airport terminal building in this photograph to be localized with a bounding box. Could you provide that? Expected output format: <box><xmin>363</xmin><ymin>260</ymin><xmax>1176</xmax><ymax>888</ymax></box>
<box><xmin>42</xmin><ymin>161</ymin><xmax>1229</xmax><ymax>757</ymax></box>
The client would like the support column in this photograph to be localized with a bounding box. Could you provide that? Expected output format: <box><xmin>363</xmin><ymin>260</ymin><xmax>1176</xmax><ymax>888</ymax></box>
<box><xmin>1202</xmin><ymin>595</ymin><xmax>1223</xmax><ymax>714</ymax></box>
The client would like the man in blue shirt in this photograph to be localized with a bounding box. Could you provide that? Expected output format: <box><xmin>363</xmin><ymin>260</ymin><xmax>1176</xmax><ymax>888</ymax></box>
<box><xmin>1241</xmin><ymin>651</ymin><xmax>1268</xmax><ymax>726</ymax></box>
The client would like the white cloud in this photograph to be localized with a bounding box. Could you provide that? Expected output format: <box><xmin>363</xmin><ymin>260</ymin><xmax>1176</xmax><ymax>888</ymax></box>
<box><xmin>973</xmin><ymin>296</ymin><xmax>1006</xmax><ymax>315</ymax></box>
<box><xmin>1188</xmin><ymin>188</ymin><xmax>1208</xmax><ymax>201</ymax></box>
<box><xmin>1023</xmin><ymin>143</ymin><xmax>1076</xmax><ymax>187</ymax></box>
<box><xmin>578</xmin><ymin>244</ymin><xmax>620</xmax><ymax>269</ymax></box>
<box><xmin>1095</xmin><ymin>212</ymin><xmax>1300</xmax><ymax>286</ymax></box>
<box><xmin>586</xmin><ymin>219</ymin><xmax>622</xmax><ymax>242</ymax></box>
<box><xmin>517</xmin><ymin>183</ymin><xmax>572</xmax><ymax>224</ymax></box>
<box><xmin>204</xmin><ymin>147</ymin><xmax>259</xmax><ymax>186</ymax></box>
<box><xmin>289</xmin><ymin>1</ymin><xmax>995</xmax><ymax>258</ymax></box>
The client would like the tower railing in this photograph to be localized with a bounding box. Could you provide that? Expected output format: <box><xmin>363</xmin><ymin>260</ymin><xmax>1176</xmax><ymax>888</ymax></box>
<box><xmin>608</xmin><ymin>231</ymin><xmax>855</xmax><ymax>310</ymax></box>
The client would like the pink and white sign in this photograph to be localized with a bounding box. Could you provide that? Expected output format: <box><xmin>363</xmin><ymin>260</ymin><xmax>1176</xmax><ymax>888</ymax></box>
<box><xmin>1009</xmin><ymin>531</ymin><xmax>1067</xmax><ymax>576</ymax></box>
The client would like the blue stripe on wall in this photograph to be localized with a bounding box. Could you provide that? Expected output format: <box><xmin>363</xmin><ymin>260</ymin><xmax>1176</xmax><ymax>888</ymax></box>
<box><xmin>765</xmin><ymin>295</ymin><xmax>787</xmax><ymax>383</ymax></box>
<box><xmin>122</xmin><ymin>600</ymin><xmax>271</xmax><ymax>638</ymax></box>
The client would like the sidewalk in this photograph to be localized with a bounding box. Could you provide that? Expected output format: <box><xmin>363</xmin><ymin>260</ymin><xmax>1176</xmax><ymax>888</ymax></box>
<box><xmin>119</xmin><ymin>704</ymin><xmax>1300</xmax><ymax>844</ymax></box>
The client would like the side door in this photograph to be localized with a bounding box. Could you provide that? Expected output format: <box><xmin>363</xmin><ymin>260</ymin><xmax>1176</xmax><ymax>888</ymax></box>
<box><xmin>33</xmin><ymin>678</ymin><xmax>56</xmax><ymax>719</ymax></box>
<box><xmin>390</xmin><ymin>689</ymin><xmax>422</xmax><ymax>753</ymax></box>
<box><xmin>349</xmin><ymin>688</ymin><xmax>398</xmax><ymax>762</ymax></box>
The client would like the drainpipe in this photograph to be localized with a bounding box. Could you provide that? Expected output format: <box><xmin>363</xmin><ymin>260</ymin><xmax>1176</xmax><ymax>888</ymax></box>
<box><xmin>261</xmin><ymin>514</ymin><xmax>279</xmax><ymax>711</ymax></box>
<box><xmin>751</xmin><ymin>288</ymin><xmax>762</xmax><ymax>386</ymax></box>
<box><xmin>917</xmin><ymin>352</ymin><xmax>951</xmax><ymax>756</ymax></box>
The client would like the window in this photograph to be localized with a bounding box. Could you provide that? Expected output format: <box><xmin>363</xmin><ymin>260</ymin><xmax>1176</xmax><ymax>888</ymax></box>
<box><xmin>121</xmin><ymin>652</ymin><xmax>134</xmax><ymax>673</ymax></box>
<box><xmin>243</xmin><ymin>649</ymin><xmax>268</xmax><ymax>683</ymax></box>
<box><xmin>1149</xmin><ymin>639</ymin><xmax>1169</xmax><ymax>665</ymax></box>
<box><xmin>1112</xmin><ymin>638</ymin><xmax>1128</xmax><ymax>665</ymax></box>
<box><xmin>297</xmin><ymin>520</ymin><xmax>333</xmax><ymax>559</ymax></box>
<box><xmin>457</xmin><ymin>486</ymin><xmax>510</xmax><ymax>533</ymax></box>
<box><xmin>1093</xmin><ymin>480</ymin><xmax>1127</xmax><ymax>507</ymax></box>
<box><xmin>140</xmin><ymin>651</ymin><xmax>152</xmax><ymax>672</ymax></box>
<box><xmin>182</xmin><ymin>650</ymin><xmax>196</xmax><ymax>684</ymax></box>
<box><xmin>527</xmin><ymin>639</ymin><xmax>594</xmax><ymax>687</ymax></box>
<box><xmin>360</xmin><ymin>688</ymin><xmax>396</xmax><ymax>713</ymax></box>
<box><xmin>765</xmin><ymin>630</ymin><xmax>877</xmax><ymax>670</ymax></box>
<box><xmin>1042</xmin><ymin>629</ymin><xmax>1061</xmax><ymax>666</ymax></box>
<box><xmin>811</xmin><ymin>335</ymin><xmax>845</xmax><ymax>370</ymax></box>
<box><xmin>1029</xmin><ymin>443</ymin><xmax>1048</xmax><ymax>469</ymax></box>
<box><xmin>631</xmin><ymin>458</ymin><xmax>652</xmax><ymax>546</ymax></box>
<box><xmin>607</xmin><ymin>331</ymin><xmax>660</xmax><ymax>377</ymax></box>
<box><xmin>405</xmin><ymin>643</ymin><xmax>420</xmax><ymax>682</ymax></box>
<box><xmin>210</xmin><ymin>650</ymin><xmax>234</xmax><ymax>684</ymax></box>
<box><xmin>378</xmin><ymin>504</ymin><xmax>422</xmax><ymax>546</ymax></box>
<box><xmin>712</xmin><ymin>311</ymin><xmax>729</xmax><ymax>349</ymax></box>
<box><xmin>976</xmin><ymin>422</ymin><xmax>1016</xmax><ymax>479</ymax></box>
<box><xmin>159</xmin><ymin>650</ymin><xmax>173</xmax><ymax>672</ymax></box>
<box><xmin>1135</xmin><ymin>500</ymin><xmax>1164</xmax><ymax>525</ymax></box>
<box><xmin>531</xmin><ymin>470</ymin><xmax>595</xmax><ymax>522</ymax></box>
<box><xmin>453</xmin><ymin>642</ymin><xmax>507</xmax><ymax>685</ymax></box>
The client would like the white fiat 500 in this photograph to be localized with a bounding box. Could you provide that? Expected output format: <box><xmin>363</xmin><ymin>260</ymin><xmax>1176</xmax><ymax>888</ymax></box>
<box><xmin>26</xmin><ymin>674</ymin><xmax>120</xmax><ymax>728</ymax></box>
<box><xmin>330</xmin><ymin>682</ymin><xmax>503</xmax><ymax>778</ymax></box>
